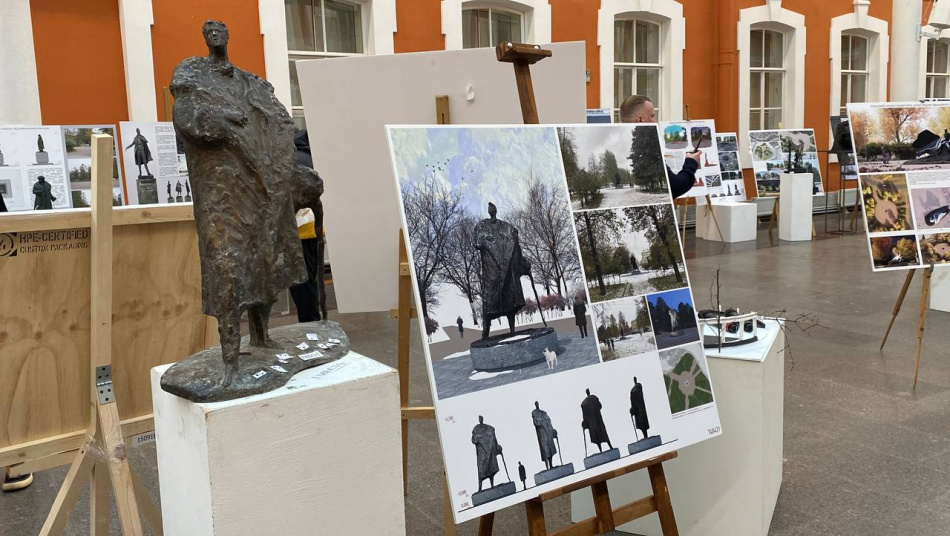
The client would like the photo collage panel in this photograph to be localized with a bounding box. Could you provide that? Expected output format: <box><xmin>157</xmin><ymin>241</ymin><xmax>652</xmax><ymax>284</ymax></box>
<box><xmin>748</xmin><ymin>128</ymin><xmax>825</xmax><ymax>197</ymax></box>
<box><xmin>714</xmin><ymin>132</ymin><xmax>748</xmax><ymax>201</ymax></box>
<box><xmin>848</xmin><ymin>102</ymin><xmax>950</xmax><ymax>271</ymax></box>
<box><xmin>659</xmin><ymin>120</ymin><xmax>724</xmax><ymax>201</ymax></box>
<box><xmin>388</xmin><ymin>124</ymin><xmax>720</xmax><ymax>523</ymax></box>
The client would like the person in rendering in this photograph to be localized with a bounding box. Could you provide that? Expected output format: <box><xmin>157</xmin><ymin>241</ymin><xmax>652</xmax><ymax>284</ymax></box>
<box><xmin>472</xmin><ymin>416</ymin><xmax>504</xmax><ymax>492</ymax></box>
<box><xmin>518</xmin><ymin>461</ymin><xmax>527</xmax><ymax>490</ymax></box>
<box><xmin>474</xmin><ymin>202</ymin><xmax>532</xmax><ymax>340</ymax></box>
<box><xmin>572</xmin><ymin>295</ymin><xmax>588</xmax><ymax>338</ymax></box>
<box><xmin>581</xmin><ymin>388</ymin><xmax>613</xmax><ymax>453</ymax></box>
<box><xmin>124</xmin><ymin>128</ymin><xmax>153</xmax><ymax>177</ymax></box>
<box><xmin>629</xmin><ymin>377</ymin><xmax>650</xmax><ymax>441</ymax></box>
<box><xmin>457</xmin><ymin>316</ymin><xmax>464</xmax><ymax>339</ymax></box>
<box><xmin>32</xmin><ymin>176</ymin><xmax>55</xmax><ymax>210</ymax></box>
<box><xmin>532</xmin><ymin>401</ymin><xmax>559</xmax><ymax>470</ymax></box>
<box><xmin>619</xmin><ymin>95</ymin><xmax>700</xmax><ymax>199</ymax></box>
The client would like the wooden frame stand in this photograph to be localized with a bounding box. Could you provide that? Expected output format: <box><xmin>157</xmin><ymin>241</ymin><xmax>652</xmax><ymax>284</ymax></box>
<box><xmin>39</xmin><ymin>135</ymin><xmax>162</xmax><ymax>535</ymax></box>
<box><xmin>881</xmin><ymin>266</ymin><xmax>934</xmax><ymax>389</ymax></box>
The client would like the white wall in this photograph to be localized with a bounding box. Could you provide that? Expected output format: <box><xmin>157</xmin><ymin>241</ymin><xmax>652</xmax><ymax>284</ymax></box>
<box><xmin>0</xmin><ymin>0</ymin><xmax>42</xmax><ymax>124</ymax></box>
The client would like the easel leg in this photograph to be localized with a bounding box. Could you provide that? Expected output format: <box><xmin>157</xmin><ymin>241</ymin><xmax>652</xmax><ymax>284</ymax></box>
<box><xmin>679</xmin><ymin>203</ymin><xmax>688</xmax><ymax>244</ymax></box>
<box><xmin>706</xmin><ymin>201</ymin><xmax>725</xmax><ymax>242</ymax></box>
<box><xmin>397</xmin><ymin>231</ymin><xmax>412</xmax><ymax>495</ymax></box>
<box><xmin>648</xmin><ymin>463</ymin><xmax>679</xmax><ymax>536</ymax></box>
<box><xmin>914</xmin><ymin>268</ymin><xmax>933</xmax><ymax>390</ymax></box>
<box><xmin>881</xmin><ymin>270</ymin><xmax>916</xmax><ymax>350</ymax></box>
<box><xmin>131</xmin><ymin>467</ymin><xmax>164</xmax><ymax>535</ymax></box>
<box><xmin>98</xmin><ymin>404</ymin><xmax>144</xmax><ymax>535</ymax></box>
<box><xmin>850</xmin><ymin>199</ymin><xmax>860</xmax><ymax>231</ymax></box>
<box><xmin>478</xmin><ymin>512</ymin><xmax>495</xmax><ymax>536</ymax></box>
<box><xmin>40</xmin><ymin>441</ymin><xmax>97</xmax><ymax>536</ymax></box>
<box><xmin>591</xmin><ymin>481</ymin><xmax>616</xmax><ymax>532</ymax></box>
<box><xmin>443</xmin><ymin>476</ymin><xmax>456</xmax><ymax>536</ymax></box>
<box><xmin>91</xmin><ymin>462</ymin><xmax>110</xmax><ymax>535</ymax></box>
<box><xmin>524</xmin><ymin>498</ymin><xmax>546</xmax><ymax>536</ymax></box>
<box><xmin>768</xmin><ymin>196</ymin><xmax>779</xmax><ymax>240</ymax></box>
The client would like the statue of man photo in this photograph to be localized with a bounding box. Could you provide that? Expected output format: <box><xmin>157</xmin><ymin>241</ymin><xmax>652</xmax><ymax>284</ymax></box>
<box><xmin>473</xmin><ymin>202</ymin><xmax>532</xmax><ymax>340</ymax></box>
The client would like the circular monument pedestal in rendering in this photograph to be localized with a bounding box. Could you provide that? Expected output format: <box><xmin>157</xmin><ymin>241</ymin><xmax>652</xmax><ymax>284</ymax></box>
<box><xmin>469</xmin><ymin>327</ymin><xmax>558</xmax><ymax>372</ymax></box>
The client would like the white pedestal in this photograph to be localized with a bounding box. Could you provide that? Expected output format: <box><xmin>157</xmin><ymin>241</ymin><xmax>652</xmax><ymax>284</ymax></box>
<box><xmin>571</xmin><ymin>320</ymin><xmax>785</xmax><ymax>536</ymax></box>
<box><xmin>694</xmin><ymin>203</ymin><xmax>714</xmax><ymax>240</ymax></box>
<box><xmin>778</xmin><ymin>173</ymin><xmax>812</xmax><ymax>241</ymax></box>
<box><xmin>931</xmin><ymin>269</ymin><xmax>950</xmax><ymax>313</ymax></box>
<box><xmin>699</xmin><ymin>202</ymin><xmax>758</xmax><ymax>243</ymax></box>
<box><xmin>151</xmin><ymin>353</ymin><xmax>406</xmax><ymax>536</ymax></box>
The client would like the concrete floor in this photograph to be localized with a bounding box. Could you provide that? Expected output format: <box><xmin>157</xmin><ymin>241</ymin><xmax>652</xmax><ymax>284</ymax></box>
<box><xmin>4</xmin><ymin>213</ymin><xmax>950</xmax><ymax>535</ymax></box>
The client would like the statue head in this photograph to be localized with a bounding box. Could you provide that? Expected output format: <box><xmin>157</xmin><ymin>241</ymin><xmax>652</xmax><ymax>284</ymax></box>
<box><xmin>37</xmin><ymin>175</ymin><xmax>45</xmax><ymax>183</ymax></box>
<box><xmin>634</xmin><ymin>376</ymin><xmax>638</xmax><ymax>384</ymax></box>
<box><xmin>203</xmin><ymin>20</ymin><xmax>230</xmax><ymax>52</ymax></box>
<box><xmin>585</xmin><ymin>388</ymin><xmax>590</xmax><ymax>396</ymax></box>
<box><xmin>478</xmin><ymin>415</ymin><xmax>484</xmax><ymax>424</ymax></box>
<box><xmin>534</xmin><ymin>401</ymin><xmax>539</xmax><ymax>409</ymax></box>
<box><xmin>136</xmin><ymin>128</ymin><xmax>141</xmax><ymax>135</ymax></box>
<box><xmin>487</xmin><ymin>202</ymin><xmax>497</xmax><ymax>219</ymax></box>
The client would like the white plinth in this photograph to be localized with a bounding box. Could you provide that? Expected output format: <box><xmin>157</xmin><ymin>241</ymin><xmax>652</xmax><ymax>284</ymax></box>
<box><xmin>700</xmin><ymin>202</ymin><xmax>758</xmax><ymax>243</ymax></box>
<box><xmin>151</xmin><ymin>353</ymin><xmax>405</xmax><ymax>536</ymax></box>
<box><xmin>571</xmin><ymin>320</ymin><xmax>785</xmax><ymax>536</ymax></box>
<box><xmin>694</xmin><ymin>203</ymin><xmax>713</xmax><ymax>240</ymax></box>
<box><xmin>778</xmin><ymin>173</ymin><xmax>813</xmax><ymax>241</ymax></box>
<box><xmin>931</xmin><ymin>269</ymin><xmax>950</xmax><ymax>313</ymax></box>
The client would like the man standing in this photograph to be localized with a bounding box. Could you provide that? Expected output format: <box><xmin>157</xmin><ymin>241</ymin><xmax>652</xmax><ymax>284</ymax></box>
<box><xmin>518</xmin><ymin>462</ymin><xmax>527</xmax><ymax>490</ymax></box>
<box><xmin>581</xmin><ymin>388</ymin><xmax>613</xmax><ymax>453</ymax></box>
<box><xmin>32</xmin><ymin>176</ymin><xmax>55</xmax><ymax>210</ymax></box>
<box><xmin>457</xmin><ymin>316</ymin><xmax>464</xmax><ymax>339</ymax></box>
<box><xmin>572</xmin><ymin>295</ymin><xmax>588</xmax><ymax>338</ymax></box>
<box><xmin>531</xmin><ymin>401</ymin><xmax>559</xmax><ymax>470</ymax></box>
<box><xmin>619</xmin><ymin>95</ymin><xmax>700</xmax><ymax>199</ymax></box>
<box><xmin>474</xmin><ymin>202</ymin><xmax>532</xmax><ymax>340</ymax></box>
<box><xmin>629</xmin><ymin>377</ymin><xmax>651</xmax><ymax>441</ymax></box>
<box><xmin>124</xmin><ymin>128</ymin><xmax>153</xmax><ymax>177</ymax></box>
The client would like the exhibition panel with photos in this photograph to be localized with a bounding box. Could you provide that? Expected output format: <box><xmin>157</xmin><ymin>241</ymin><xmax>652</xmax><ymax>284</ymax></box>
<box><xmin>848</xmin><ymin>101</ymin><xmax>950</xmax><ymax>271</ymax></box>
<box><xmin>388</xmin><ymin>123</ymin><xmax>721</xmax><ymax>523</ymax></box>
<box><xmin>748</xmin><ymin>128</ymin><xmax>825</xmax><ymax>197</ymax></box>
<box><xmin>715</xmin><ymin>132</ymin><xmax>749</xmax><ymax>200</ymax></box>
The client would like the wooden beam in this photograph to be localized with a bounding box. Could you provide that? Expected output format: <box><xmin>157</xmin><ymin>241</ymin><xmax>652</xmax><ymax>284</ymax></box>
<box><xmin>401</xmin><ymin>407</ymin><xmax>435</xmax><ymax>420</ymax></box>
<box><xmin>539</xmin><ymin>451</ymin><xmax>677</xmax><ymax>500</ymax></box>
<box><xmin>0</xmin><ymin>204</ymin><xmax>193</xmax><ymax>234</ymax></box>
<box><xmin>0</xmin><ymin>414</ymin><xmax>154</xmax><ymax>467</ymax></box>
<box><xmin>39</xmin><ymin>441</ymin><xmax>96</xmax><ymax>536</ymax></box>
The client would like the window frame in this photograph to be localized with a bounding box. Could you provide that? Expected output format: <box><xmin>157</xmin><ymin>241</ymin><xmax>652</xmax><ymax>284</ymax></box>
<box><xmin>748</xmin><ymin>28</ymin><xmax>786</xmax><ymax>131</ymax></box>
<box><xmin>926</xmin><ymin>39</ymin><xmax>950</xmax><ymax>99</ymax></box>
<box><xmin>612</xmin><ymin>18</ymin><xmax>663</xmax><ymax>121</ymax></box>
<box><xmin>461</xmin><ymin>5</ymin><xmax>526</xmax><ymax>49</ymax></box>
<box><xmin>840</xmin><ymin>34</ymin><xmax>870</xmax><ymax>115</ymax></box>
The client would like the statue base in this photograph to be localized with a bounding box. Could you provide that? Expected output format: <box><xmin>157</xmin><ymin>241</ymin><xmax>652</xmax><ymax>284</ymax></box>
<box><xmin>160</xmin><ymin>320</ymin><xmax>349</xmax><ymax>403</ymax></box>
<box><xmin>176</xmin><ymin>195</ymin><xmax>183</xmax><ymax>202</ymax></box>
<box><xmin>167</xmin><ymin>196</ymin><xmax>175</xmax><ymax>203</ymax></box>
<box><xmin>137</xmin><ymin>176</ymin><xmax>159</xmax><ymax>204</ymax></box>
<box><xmin>185</xmin><ymin>195</ymin><xmax>192</xmax><ymax>202</ymax></box>
<box><xmin>627</xmin><ymin>435</ymin><xmax>662</xmax><ymax>456</ymax></box>
<box><xmin>469</xmin><ymin>327</ymin><xmax>557</xmax><ymax>372</ymax></box>
<box><xmin>35</xmin><ymin>151</ymin><xmax>49</xmax><ymax>164</ymax></box>
<box><xmin>583</xmin><ymin>448</ymin><xmax>620</xmax><ymax>469</ymax></box>
<box><xmin>471</xmin><ymin>481</ymin><xmax>517</xmax><ymax>506</ymax></box>
<box><xmin>533</xmin><ymin>463</ymin><xmax>575</xmax><ymax>486</ymax></box>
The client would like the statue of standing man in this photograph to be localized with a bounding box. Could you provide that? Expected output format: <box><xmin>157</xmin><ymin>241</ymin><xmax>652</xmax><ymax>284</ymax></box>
<box><xmin>581</xmin><ymin>388</ymin><xmax>612</xmax><ymax>453</ymax></box>
<box><xmin>532</xmin><ymin>402</ymin><xmax>559</xmax><ymax>470</ymax></box>
<box><xmin>473</xmin><ymin>202</ymin><xmax>532</xmax><ymax>340</ymax></box>
<box><xmin>32</xmin><ymin>176</ymin><xmax>55</xmax><ymax>210</ymax></box>
<box><xmin>629</xmin><ymin>377</ymin><xmax>650</xmax><ymax>441</ymax></box>
<box><xmin>472</xmin><ymin>416</ymin><xmax>506</xmax><ymax>492</ymax></box>
<box><xmin>125</xmin><ymin>128</ymin><xmax>153</xmax><ymax>178</ymax></box>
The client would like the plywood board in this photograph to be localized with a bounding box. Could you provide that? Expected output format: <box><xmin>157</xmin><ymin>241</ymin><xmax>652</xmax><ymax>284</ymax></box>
<box><xmin>297</xmin><ymin>42</ymin><xmax>586</xmax><ymax>313</ymax></box>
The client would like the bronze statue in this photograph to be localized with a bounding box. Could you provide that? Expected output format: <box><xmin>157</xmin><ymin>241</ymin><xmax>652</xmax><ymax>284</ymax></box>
<box><xmin>473</xmin><ymin>202</ymin><xmax>532</xmax><ymax>340</ymax></box>
<box><xmin>32</xmin><ymin>176</ymin><xmax>55</xmax><ymax>210</ymax></box>
<box><xmin>125</xmin><ymin>128</ymin><xmax>153</xmax><ymax>178</ymax></box>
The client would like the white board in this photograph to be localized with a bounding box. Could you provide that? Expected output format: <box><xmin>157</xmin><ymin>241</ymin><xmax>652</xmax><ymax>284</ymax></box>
<box><xmin>296</xmin><ymin>43</ymin><xmax>586</xmax><ymax>313</ymax></box>
<box><xmin>659</xmin><ymin>119</ymin><xmax>723</xmax><ymax>201</ymax></box>
<box><xmin>0</xmin><ymin>125</ymin><xmax>70</xmax><ymax>211</ymax></box>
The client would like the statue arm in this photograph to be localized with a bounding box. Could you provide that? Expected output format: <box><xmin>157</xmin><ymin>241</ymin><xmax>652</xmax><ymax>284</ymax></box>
<box><xmin>170</xmin><ymin>68</ymin><xmax>233</xmax><ymax>146</ymax></box>
<box><xmin>292</xmin><ymin>165</ymin><xmax>324</xmax><ymax>212</ymax></box>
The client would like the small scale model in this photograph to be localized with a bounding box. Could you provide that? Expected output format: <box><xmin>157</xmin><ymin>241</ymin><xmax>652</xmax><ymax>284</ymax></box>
<box><xmin>627</xmin><ymin>377</ymin><xmax>663</xmax><ymax>455</ymax></box>
<box><xmin>32</xmin><ymin>176</ymin><xmax>56</xmax><ymax>210</ymax></box>
<box><xmin>580</xmin><ymin>388</ymin><xmax>620</xmax><ymax>469</ymax></box>
<box><xmin>471</xmin><ymin>416</ymin><xmax>516</xmax><ymax>506</ymax></box>
<box><xmin>531</xmin><ymin>402</ymin><xmax>574</xmax><ymax>485</ymax></box>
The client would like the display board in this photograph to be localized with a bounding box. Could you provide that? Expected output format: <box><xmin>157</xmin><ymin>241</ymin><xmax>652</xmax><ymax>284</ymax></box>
<box><xmin>748</xmin><ymin>129</ymin><xmax>824</xmax><ymax>197</ymax></box>
<box><xmin>848</xmin><ymin>101</ymin><xmax>950</xmax><ymax>270</ymax></box>
<box><xmin>586</xmin><ymin>108</ymin><xmax>612</xmax><ymax>124</ymax></box>
<box><xmin>388</xmin><ymin>124</ymin><xmax>721</xmax><ymax>523</ymax></box>
<box><xmin>119</xmin><ymin>121</ymin><xmax>190</xmax><ymax>205</ymax></box>
<box><xmin>297</xmin><ymin>42</ymin><xmax>586</xmax><ymax>314</ymax></box>
<box><xmin>830</xmin><ymin>115</ymin><xmax>858</xmax><ymax>181</ymax></box>
<box><xmin>63</xmin><ymin>125</ymin><xmax>125</xmax><ymax>207</ymax></box>
<box><xmin>715</xmin><ymin>132</ymin><xmax>749</xmax><ymax>201</ymax></box>
<box><xmin>659</xmin><ymin>120</ymin><xmax>722</xmax><ymax>200</ymax></box>
<box><xmin>0</xmin><ymin>125</ymin><xmax>71</xmax><ymax>211</ymax></box>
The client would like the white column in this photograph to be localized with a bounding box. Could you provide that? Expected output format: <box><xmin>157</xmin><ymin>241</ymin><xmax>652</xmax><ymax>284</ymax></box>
<box><xmin>891</xmin><ymin>0</ymin><xmax>922</xmax><ymax>100</ymax></box>
<box><xmin>259</xmin><ymin>0</ymin><xmax>293</xmax><ymax>110</ymax></box>
<box><xmin>0</xmin><ymin>0</ymin><xmax>42</xmax><ymax>124</ymax></box>
<box><xmin>118</xmin><ymin>0</ymin><xmax>159</xmax><ymax>121</ymax></box>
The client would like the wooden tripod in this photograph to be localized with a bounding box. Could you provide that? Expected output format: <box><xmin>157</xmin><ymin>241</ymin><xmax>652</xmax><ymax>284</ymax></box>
<box><xmin>39</xmin><ymin>135</ymin><xmax>162</xmax><ymax>535</ymax></box>
<box><xmin>880</xmin><ymin>267</ymin><xmax>934</xmax><ymax>390</ymax></box>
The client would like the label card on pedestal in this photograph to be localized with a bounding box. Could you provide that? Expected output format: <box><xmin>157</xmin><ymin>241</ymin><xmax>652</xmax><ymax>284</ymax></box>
<box><xmin>387</xmin><ymin>124</ymin><xmax>722</xmax><ymax>523</ymax></box>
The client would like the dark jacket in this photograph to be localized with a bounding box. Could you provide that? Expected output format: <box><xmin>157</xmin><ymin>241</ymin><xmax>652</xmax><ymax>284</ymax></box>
<box><xmin>666</xmin><ymin>157</ymin><xmax>699</xmax><ymax>199</ymax></box>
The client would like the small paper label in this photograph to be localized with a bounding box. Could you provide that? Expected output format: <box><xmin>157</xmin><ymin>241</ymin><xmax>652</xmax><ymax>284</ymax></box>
<box><xmin>299</xmin><ymin>350</ymin><xmax>325</xmax><ymax>361</ymax></box>
<box><xmin>252</xmin><ymin>370</ymin><xmax>267</xmax><ymax>379</ymax></box>
<box><xmin>306</xmin><ymin>333</ymin><xmax>320</xmax><ymax>341</ymax></box>
<box><xmin>296</xmin><ymin>342</ymin><xmax>310</xmax><ymax>350</ymax></box>
<box><xmin>270</xmin><ymin>365</ymin><xmax>288</xmax><ymax>373</ymax></box>
<box><xmin>318</xmin><ymin>344</ymin><xmax>330</xmax><ymax>350</ymax></box>
<box><xmin>131</xmin><ymin>431</ymin><xmax>156</xmax><ymax>446</ymax></box>
<box><xmin>328</xmin><ymin>338</ymin><xmax>341</xmax><ymax>344</ymax></box>
<box><xmin>275</xmin><ymin>353</ymin><xmax>292</xmax><ymax>360</ymax></box>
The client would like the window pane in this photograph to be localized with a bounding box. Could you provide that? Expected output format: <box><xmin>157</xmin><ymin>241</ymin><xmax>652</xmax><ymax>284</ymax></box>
<box><xmin>850</xmin><ymin>35</ymin><xmax>868</xmax><ymax>71</ymax></box>
<box><xmin>615</xmin><ymin>20</ymin><xmax>634</xmax><ymax>62</ymax></box>
<box><xmin>927</xmin><ymin>76</ymin><xmax>935</xmax><ymax>98</ymax></box>
<box><xmin>841</xmin><ymin>35</ymin><xmax>851</xmax><ymax>71</ymax></box>
<box><xmin>293</xmin><ymin>113</ymin><xmax>307</xmax><ymax>131</ymax></box>
<box><xmin>635</xmin><ymin>21</ymin><xmax>660</xmax><ymax>64</ymax></box>
<box><xmin>764</xmin><ymin>109</ymin><xmax>782</xmax><ymax>129</ymax></box>
<box><xmin>636</xmin><ymin>67</ymin><xmax>660</xmax><ymax>109</ymax></box>
<box><xmin>935</xmin><ymin>76</ymin><xmax>948</xmax><ymax>99</ymax></box>
<box><xmin>614</xmin><ymin>67</ymin><xmax>633</xmax><ymax>109</ymax></box>
<box><xmin>750</xmin><ymin>71</ymin><xmax>761</xmax><ymax>108</ymax></box>
<box><xmin>750</xmin><ymin>29</ymin><xmax>763</xmax><ymax>68</ymax></box>
<box><xmin>325</xmin><ymin>0</ymin><xmax>362</xmax><ymax>53</ymax></box>
<box><xmin>840</xmin><ymin>73</ymin><xmax>849</xmax><ymax>108</ymax></box>
<box><xmin>928</xmin><ymin>40</ymin><xmax>937</xmax><ymax>72</ymax></box>
<box><xmin>938</xmin><ymin>42</ymin><xmax>950</xmax><ymax>74</ymax></box>
<box><xmin>765</xmin><ymin>71</ymin><xmax>783</xmax><ymax>107</ymax></box>
<box><xmin>289</xmin><ymin>60</ymin><xmax>302</xmax><ymax>107</ymax></box>
<box><xmin>763</xmin><ymin>30</ymin><xmax>783</xmax><ymax>68</ymax></box>
<box><xmin>285</xmin><ymin>0</ymin><xmax>317</xmax><ymax>52</ymax></box>
<box><xmin>750</xmin><ymin>110</ymin><xmax>761</xmax><ymax>130</ymax></box>
<box><xmin>850</xmin><ymin>73</ymin><xmax>867</xmax><ymax>103</ymax></box>
<box><xmin>491</xmin><ymin>10</ymin><xmax>522</xmax><ymax>46</ymax></box>
<box><xmin>462</xmin><ymin>9</ymin><xmax>490</xmax><ymax>48</ymax></box>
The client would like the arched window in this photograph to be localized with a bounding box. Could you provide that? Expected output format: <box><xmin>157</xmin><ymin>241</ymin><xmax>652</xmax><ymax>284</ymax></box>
<box><xmin>749</xmin><ymin>29</ymin><xmax>785</xmax><ymax>130</ymax></box>
<box><xmin>840</xmin><ymin>34</ymin><xmax>869</xmax><ymax>114</ymax></box>
<box><xmin>927</xmin><ymin>40</ymin><xmax>950</xmax><ymax>98</ymax></box>
<box><xmin>462</xmin><ymin>6</ymin><xmax>524</xmax><ymax>48</ymax></box>
<box><xmin>443</xmin><ymin>0</ymin><xmax>550</xmax><ymax>51</ymax></box>
<box><xmin>613</xmin><ymin>19</ymin><xmax>661</xmax><ymax>120</ymax></box>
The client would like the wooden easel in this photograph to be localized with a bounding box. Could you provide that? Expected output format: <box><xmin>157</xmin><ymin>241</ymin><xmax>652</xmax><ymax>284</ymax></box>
<box><xmin>880</xmin><ymin>266</ymin><xmax>934</xmax><ymax>389</ymax></box>
<box><xmin>39</xmin><ymin>135</ymin><xmax>162</xmax><ymax>535</ymax></box>
<box><xmin>474</xmin><ymin>41</ymin><xmax>680</xmax><ymax>535</ymax></box>
<box><xmin>702</xmin><ymin>193</ymin><xmax>725</xmax><ymax>242</ymax></box>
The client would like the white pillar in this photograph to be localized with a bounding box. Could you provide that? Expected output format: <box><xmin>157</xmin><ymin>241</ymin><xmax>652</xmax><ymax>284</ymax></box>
<box><xmin>259</xmin><ymin>0</ymin><xmax>293</xmax><ymax>110</ymax></box>
<box><xmin>118</xmin><ymin>0</ymin><xmax>159</xmax><ymax>121</ymax></box>
<box><xmin>891</xmin><ymin>0</ymin><xmax>922</xmax><ymax>100</ymax></box>
<box><xmin>0</xmin><ymin>0</ymin><xmax>42</xmax><ymax>124</ymax></box>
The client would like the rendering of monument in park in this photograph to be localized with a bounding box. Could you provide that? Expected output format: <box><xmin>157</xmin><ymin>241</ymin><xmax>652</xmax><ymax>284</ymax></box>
<box><xmin>581</xmin><ymin>388</ymin><xmax>620</xmax><ymax>469</ymax></box>
<box><xmin>472</xmin><ymin>416</ymin><xmax>516</xmax><ymax>506</ymax></box>
<box><xmin>531</xmin><ymin>402</ymin><xmax>575</xmax><ymax>486</ymax></box>
<box><xmin>158</xmin><ymin>20</ymin><xmax>344</xmax><ymax>403</ymax></box>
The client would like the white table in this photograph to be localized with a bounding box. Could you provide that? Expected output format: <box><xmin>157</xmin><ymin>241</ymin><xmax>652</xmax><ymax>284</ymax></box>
<box><xmin>571</xmin><ymin>319</ymin><xmax>785</xmax><ymax>535</ymax></box>
<box><xmin>696</xmin><ymin>201</ymin><xmax>758</xmax><ymax>243</ymax></box>
<box><xmin>778</xmin><ymin>173</ymin><xmax>813</xmax><ymax>241</ymax></box>
<box><xmin>151</xmin><ymin>352</ymin><xmax>405</xmax><ymax>536</ymax></box>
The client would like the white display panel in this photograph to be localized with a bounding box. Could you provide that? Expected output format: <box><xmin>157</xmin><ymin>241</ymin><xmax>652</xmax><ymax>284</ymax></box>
<box><xmin>748</xmin><ymin>128</ymin><xmax>824</xmax><ymax>197</ymax></box>
<box><xmin>659</xmin><ymin>120</ymin><xmax>722</xmax><ymax>201</ymax></box>
<box><xmin>0</xmin><ymin>125</ymin><xmax>70</xmax><ymax>211</ymax></box>
<box><xmin>715</xmin><ymin>132</ymin><xmax>748</xmax><ymax>202</ymax></box>
<box><xmin>119</xmin><ymin>121</ymin><xmax>190</xmax><ymax>205</ymax></box>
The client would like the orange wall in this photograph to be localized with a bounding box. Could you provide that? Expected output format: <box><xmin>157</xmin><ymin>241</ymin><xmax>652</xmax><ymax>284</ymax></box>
<box><xmin>151</xmin><ymin>0</ymin><xmax>267</xmax><ymax>121</ymax></box>
<box><xmin>551</xmin><ymin>0</ymin><xmax>600</xmax><ymax>112</ymax></box>
<box><xmin>394</xmin><ymin>0</ymin><xmax>445</xmax><ymax>52</ymax></box>
<box><xmin>30</xmin><ymin>0</ymin><xmax>129</xmax><ymax>126</ymax></box>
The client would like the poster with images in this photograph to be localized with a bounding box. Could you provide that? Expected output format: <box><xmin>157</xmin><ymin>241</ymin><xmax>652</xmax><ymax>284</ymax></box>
<box><xmin>388</xmin><ymin>124</ymin><xmax>721</xmax><ymax>523</ymax></box>
<box><xmin>659</xmin><ymin>120</ymin><xmax>722</xmax><ymax>201</ymax></box>
<box><xmin>0</xmin><ymin>125</ymin><xmax>71</xmax><ymax>211</ymax></box>
<box><xmin>748</xmin><ymin>129</ymin><xmax>825</xmax><ymax>197</ymax></box>
<box><xmin>63</xmin><ymin>125</ymin><xmax>125</xmax><ymax>207</ymax></box>
<box><xmin>830</xmin><ymin>115</ymin><xmax>858</xmax><ymax>181</ymax></box>
<box><xmin>847</xmin><ymin>101</ymin><xmax>950</xmax><ymax>271</ymax></box>
<box><xmin>119</xmin><ymin>122</ymin><xmax>190</xmax><ymax>205</ymax></box>
<box><xmin>715</xmin><ymin>132</ymin><xmax>748</xmax><ymax>201</ymax></box>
